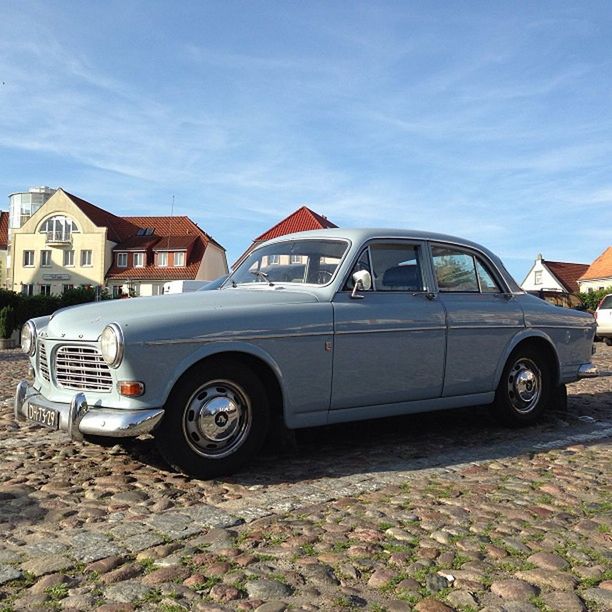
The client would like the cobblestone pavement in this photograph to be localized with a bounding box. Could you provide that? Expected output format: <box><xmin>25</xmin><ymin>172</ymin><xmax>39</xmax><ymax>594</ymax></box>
<box><xmin>0</xmin><ymin>345</ymin><xmax>610</xmax><ymax>611</ymax></box>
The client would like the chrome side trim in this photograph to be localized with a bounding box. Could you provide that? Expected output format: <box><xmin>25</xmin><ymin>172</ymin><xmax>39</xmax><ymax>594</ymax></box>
<box><xmin>335</xmin><ymin>326</ymin><xmax>446</xmax><ymax>335</ymax></box>
<box><xmin>577</xmin><ymin>363</ymin><xmax>598</xmax><ymax>379</ymax></box>
<box><xmin>528</xmin><ymin>324</ymin><xmax>596</xmax><ymax>330</ymax></box>
<box><xmin>144</xmin><ymin>331</ymin><xmax>330</xmax><ymax>346</ymax></box>
<box><xmin>447</xmin><ymin>325</ymin><xmax>525</xmax><ymax>330</ymax></box>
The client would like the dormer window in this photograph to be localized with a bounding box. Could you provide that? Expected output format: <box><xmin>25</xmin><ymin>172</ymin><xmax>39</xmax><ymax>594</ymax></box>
<box><xmin>157</xmin><ymin>252</ymin><xmax>168</xmax><ymax>267</ymax></box>
<box><xmin>134</xmin><ymin>252</ymin><xmax>145</xmax><ymax>267</ymax></box>
<box><xmin>117</xmin><ymin>253</ymin><xmax>128</xmax><ymax>267</ymax></box>
<box><xmin>174</xmin><ymin>252</ymin><xmax>185</xmax><ymax>267</ymax></box>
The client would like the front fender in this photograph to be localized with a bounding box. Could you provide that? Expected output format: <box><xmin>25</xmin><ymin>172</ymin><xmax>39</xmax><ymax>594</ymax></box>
<box><xmin>155</xmin><ymin>340</ymin><xmax>287</xmax><ymax>411</ymax></box>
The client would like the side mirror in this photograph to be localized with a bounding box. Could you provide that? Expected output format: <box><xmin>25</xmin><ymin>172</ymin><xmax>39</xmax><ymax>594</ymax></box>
<box><xmin>351</xmin><ymin>270</ymin><xmax>372</xmax><ymax>299</ymax></box>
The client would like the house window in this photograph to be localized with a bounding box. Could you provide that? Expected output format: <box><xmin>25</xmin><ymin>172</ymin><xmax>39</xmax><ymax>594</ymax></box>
<box><xmin>23</xmin><ymin>250</ymin><xmax>34</xmax><ymax>266</ymax></box>
<box><xmin>269</xmin><ymin>254</ymin><xmax>280</xmax><ymax>265</ymax></box>
<box><xmin>41</xmin><ymin>250</ymin><xmax>52</xmax><ymax>267</ymax></box>
<box><xmin>157</xmin><ymin>252</ymin><xmax>168</xmax><ymax>267</ymax></box>
<box><xmin>39</xmin><ymin>215</ymin><xmax>78</xmax><ymax>242</ymax></box>
<box><xmin>81</xmin><ymin>250</ymin><xmax>92</xmax><ymax>267</ymax></box>
<box><xmin>63</xmin><ymin>284</ymin><xmax>74</xmax><ymax>293</ymax></box>
<box><xmin>290</xmin><ymin>255</ymin><xmax>302</xmax><ymax>264</ymax></box>
<box><xmin>133</xmin><ymin>252</ymin><xmax>145</xmax><ymax>267</ymax></box>
<box><xmin>117</xmin><ymin>253</ymin><xmax>128</xmax><ymax>267</ymax></box>
<box><xmin>40</xmin><ymin>284</ymin><xmax>51</xmax><ymax>296</ymax></box>
<box><xmin>22</xmin><ymin>284</ymin><xmax>34</xmax><ymax>296</ymax></box>
<box><xmin>63</xmin><ymin>250</ymin><xmax>75</xmax><ymax>267</ymax></box>
<box><xmin>534</xmin><ymin>270</ymin><xmax>542</xmax><ymax>285</ymax></box>
<box><xmin>152</xmin><ymin>284</ymin><xmax>164</xmax><ymax>296</ymax></box>
<box><xmin>173</xmin><ymin>251</ymin><xmax>185</xmax><ymax>267</ymax></box>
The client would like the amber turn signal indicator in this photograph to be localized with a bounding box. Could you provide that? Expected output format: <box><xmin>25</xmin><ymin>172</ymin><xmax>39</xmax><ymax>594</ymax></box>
<box><xmin>118</xmin><ymin>381</ymin><xmax>145</xmax><ymax>397</ymax></box>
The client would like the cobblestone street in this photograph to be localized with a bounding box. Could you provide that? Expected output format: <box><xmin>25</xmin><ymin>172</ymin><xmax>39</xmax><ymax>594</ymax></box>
<box><xmin>0</xmin><ymin>345</ymin><xmax>610</xmax><ymax>611</ymax></box>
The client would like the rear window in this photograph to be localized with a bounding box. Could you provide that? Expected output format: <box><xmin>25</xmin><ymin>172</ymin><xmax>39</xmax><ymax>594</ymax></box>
<box><xmin>599</xmin><ymin>295</ymin><xmax>612</xmax><ymax>309</ymax></box>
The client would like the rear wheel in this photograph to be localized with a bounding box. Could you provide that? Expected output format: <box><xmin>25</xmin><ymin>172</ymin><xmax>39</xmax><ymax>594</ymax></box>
<box><xmin>492</xmin><ymin>347</ymin><xmax>552</xmax><ymax>426</ymax></box>
<box><xmin>155</xmin><ymin>360</ymin><xmax>270</xmax><ymax>478</ymax></box>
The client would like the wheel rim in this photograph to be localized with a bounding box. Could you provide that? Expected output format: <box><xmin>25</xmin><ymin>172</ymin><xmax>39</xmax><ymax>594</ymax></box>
<box><xmin>506</xmin><ymin>357</ymin><xmax>542</xmax><ymax>414</ymax></box>
<box><xmin>182</xmin><ymin>379</ymin><xmax>252</xmax><ymax>459</ymax></box>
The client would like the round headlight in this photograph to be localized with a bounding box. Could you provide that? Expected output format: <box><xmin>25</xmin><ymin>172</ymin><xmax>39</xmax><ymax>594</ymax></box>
<box><xmin>21</xmin><ymin>321</ymin><xmax>37</xmax><ymax>356</ymax></box>
<box><xmin>100</xmin><ymin>323</ymin><xmax>124</xmax><ymax>368</ymax></box>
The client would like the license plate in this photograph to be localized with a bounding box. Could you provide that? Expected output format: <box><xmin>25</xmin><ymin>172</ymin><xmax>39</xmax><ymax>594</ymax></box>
<box><xmin>26</xmin><ymin>401</ymin><xmax>59</xmax><ymax>429</ymax></box>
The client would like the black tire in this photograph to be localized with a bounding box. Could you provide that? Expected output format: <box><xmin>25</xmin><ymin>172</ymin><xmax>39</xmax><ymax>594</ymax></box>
<box><xmin>492</xmin><ymin>347</ymin><xmax>552</xmax><ymax>427</ymax></box>
<box><xmin>155</xmin><ymin>359</ymin><xmax>270</xmax><ymax>479</ymax></box>
<box><xmin>604</xmin><ymin>338</ymin><xmax>612</xmax><ymax>347</ymax></box>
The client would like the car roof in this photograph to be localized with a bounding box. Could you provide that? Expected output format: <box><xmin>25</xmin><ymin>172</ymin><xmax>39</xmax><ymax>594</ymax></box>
<box><xmin>263</xmin><ymin>227</ymin><xmax>499</xmax><ymax>259</ymax></box>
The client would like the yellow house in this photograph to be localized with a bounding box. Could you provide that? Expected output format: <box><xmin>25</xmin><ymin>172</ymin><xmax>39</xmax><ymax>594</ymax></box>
<box><xmin>11</xmin><ymin>189</ymin><xmax>137</xmax><ymax>296</ymax></box>
<box><xmin>10</xmin><ymin>188</ymin><xmax>228</xmax><ymax>297</ymax></box>
<box><xmin>0</xmin><ymin>211</ymin><xmax>8</xmax><ymax>289</ymax></box>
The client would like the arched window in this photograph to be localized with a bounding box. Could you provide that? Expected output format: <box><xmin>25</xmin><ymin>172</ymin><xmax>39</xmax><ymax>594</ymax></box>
<box><xmin>39</xmin><ymin>216</ymin><xmax>79</xmax><ymax>243</ymax></box>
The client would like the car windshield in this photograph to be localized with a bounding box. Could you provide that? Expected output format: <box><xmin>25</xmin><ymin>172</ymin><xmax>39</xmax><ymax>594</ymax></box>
<box><xmin>232</xmin><ymin>239</ymin><xmax>348</xmax><ymax>286</ymax></box>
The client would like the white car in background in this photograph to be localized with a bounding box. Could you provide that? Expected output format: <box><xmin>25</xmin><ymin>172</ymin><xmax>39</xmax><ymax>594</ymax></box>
<box><xmin>595</xmin><ymin>294</ymin><xmax>612</xmax><ymax>345</ymax></box>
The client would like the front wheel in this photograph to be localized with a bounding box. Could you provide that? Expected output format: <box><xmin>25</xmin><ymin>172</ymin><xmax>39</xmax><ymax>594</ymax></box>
<box><xmin>492</xmin><ymin>348</ymin><xmax>552</xmax><ymax>426</ymax></box>
<box><xmin>155</xmin><ymin>360</ymin><xmax>270</xmax><ymax>479</ymax></box>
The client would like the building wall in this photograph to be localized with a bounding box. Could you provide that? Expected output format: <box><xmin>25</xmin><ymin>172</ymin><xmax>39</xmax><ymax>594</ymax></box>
<box><xmin>11</xmin><ymin>191</ymin><xmax>113</xmax><ymax>295</ymax></box>
<box><xmin>0</xmin><ymin>249</ymin><xmax>7</xmax><ymax>289</ymax></box>
<box><xmin>197</xmin><ymin>243</ymin><xmax>229</xmax><ymax>280</ymax></box>
<box><xmin>577</xmin><ymin>278</ymin><xmax>612</xmax><ymax>293</ymax></box>
<box><xmin>520</xmin><ymin>258</ymin><xmax>565</xmax><ymax>292</ymax></box>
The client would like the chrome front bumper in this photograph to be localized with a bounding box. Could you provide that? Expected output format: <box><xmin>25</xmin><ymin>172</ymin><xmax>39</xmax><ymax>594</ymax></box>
<box><xmin>577</xmin><ymin>363</ymin><xmax>599</xmax><ymax>379</ymax></box>
<box><xmin>14</xmin><ymin>380</ymin><xmax>165</xmax><ymax>442</ymax></box>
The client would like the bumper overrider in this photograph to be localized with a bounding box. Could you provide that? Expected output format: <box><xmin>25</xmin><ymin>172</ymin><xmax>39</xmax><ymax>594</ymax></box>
<box><xmin>14</xmin><ymin>380</ymin><xmax>165</xmax><ymax>442</ymax></box>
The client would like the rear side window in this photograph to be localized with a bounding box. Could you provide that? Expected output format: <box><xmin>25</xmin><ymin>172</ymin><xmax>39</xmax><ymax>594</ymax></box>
<box><xmin>432</xmin><ymin>246</ymin><xmax>501</xmax><ymax>293</ymax></box>
<box><xmin>370</xmin><ymin>244</ymin><xmax>423</xmax><ymax>291</ymax></box>
<box><xmin>599</xmin><ymin>295</ymin><xmax>612</xmax><ymax>309</ymax></box>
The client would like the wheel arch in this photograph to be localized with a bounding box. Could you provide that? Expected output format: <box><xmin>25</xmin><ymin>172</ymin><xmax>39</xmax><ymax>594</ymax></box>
<box><xmin>165</xmin><ymin>345</ymin><xmax>286</xmax><ymax>424</ymax></box>
<box><xmin>495</xmin><ymin>331</ymin><xmax>561</xmax><ymax>389</ymax></box>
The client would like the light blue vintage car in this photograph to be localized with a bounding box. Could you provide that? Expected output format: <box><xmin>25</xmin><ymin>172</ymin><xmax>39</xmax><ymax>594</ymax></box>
<box><xmin>15</xmin><ymin>229</ymin><xmax>598</xmax><ymax>478</ymax></box>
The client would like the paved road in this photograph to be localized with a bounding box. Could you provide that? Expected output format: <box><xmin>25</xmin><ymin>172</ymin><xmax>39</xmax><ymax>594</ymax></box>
<box><xmin>0</xmin><ymin>345</ymin><xmax>610</xmax><ymax>611</ymax></box>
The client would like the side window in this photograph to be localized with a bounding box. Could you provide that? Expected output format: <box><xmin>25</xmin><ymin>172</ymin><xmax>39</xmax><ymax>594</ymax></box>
<box><xmin>432</xmin><ymin>246</ymin><xmax>502</xmax><ymax>293</ymax></box>
<box><xmin>370</xmin><ymin>244</ymin><xmax>423</xmax><ymax>291</ymax></box>
<box><xmin>475</xmin><ymin>259</ymin><xmax>501</xmax><ymax>293</ymax></box>
<box><xmin>432</xmin><ymin>247</ymin><xmax>479</xmax><ymax>292</ymax></box>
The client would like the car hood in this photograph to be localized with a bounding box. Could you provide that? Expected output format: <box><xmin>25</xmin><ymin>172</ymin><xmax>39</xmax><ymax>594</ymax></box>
<box><xmin>43</xmin><ymin>287</ymin><xmax>321</xmax><ymax>341</ymax></box>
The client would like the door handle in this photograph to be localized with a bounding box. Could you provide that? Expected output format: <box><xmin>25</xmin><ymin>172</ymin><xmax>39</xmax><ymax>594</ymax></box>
<box><xmin>425</xmin><ymin>292</ymin><xmax>437</xmax><ymax>301</ymax></box>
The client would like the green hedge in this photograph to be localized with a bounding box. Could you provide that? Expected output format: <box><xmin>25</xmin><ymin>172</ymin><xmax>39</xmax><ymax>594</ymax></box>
<box><xmin>0</xmin><ymin>287</ymin><xmax>109</xmax><ymax>334</ymax></box>
<box><xmin>578</xmin><ymin>287</ymin><xmax>612</xmax><ymax>312</ymax></box>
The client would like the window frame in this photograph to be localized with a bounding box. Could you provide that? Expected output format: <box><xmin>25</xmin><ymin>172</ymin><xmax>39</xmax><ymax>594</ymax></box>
<box><xmin>80</xmin><ymin>249</ymin><xmax>93</xmax><ymax>267</ymax></box>
<box><xmin>133</xmin><ymin>252</ymin><xmax>145</xmax><ymax>268</ymax></box>
<box><xmin>23</xmin><ymin>250</ymin><xmax>35</xmax><ymax>267</ymax></box>
<box><xmin>173</xmin><ymin>251</ymin><xmax>186</xmax><ymax>267</ymax></box>
<box><xmin>429</xmin><ymin>242</ymin><xmax>506</xmax><ymax>294</ymax></box>
<box><xmin>342</xmin><ymin>239</ymin><xmax>429</xmax><ymax>293</ymax></box>
<box><xmin>116</xmin><ymin>252</ymin><xmax>128</xmax><ymax>268</ymax></box>
<box><xmin>41</xmin><ymin>250</ymin><xmax>52</xmax><ymax>267</ymax></box>
<box><xmin>63</xmin><ymin>249</ymin><xmax>75</xmax><ymax>267</ymax></box>
<box><xmin>157</xmin><ymin>251</ymin><xmax>168</xmax><ymax>267</ymax></box>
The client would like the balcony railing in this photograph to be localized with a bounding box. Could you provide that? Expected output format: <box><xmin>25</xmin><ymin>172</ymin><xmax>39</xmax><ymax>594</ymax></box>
<box><xmin>45</xmin><ymin>231</ymin><xmax>72</xmax><ymax>244</ymax></box>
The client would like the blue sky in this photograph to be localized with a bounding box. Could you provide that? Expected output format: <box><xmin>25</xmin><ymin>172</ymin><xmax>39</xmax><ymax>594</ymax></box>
<box><xmin>1</xmin><ymin>1</ymin><xmax>611</xmax><ymax>278</ymax></box>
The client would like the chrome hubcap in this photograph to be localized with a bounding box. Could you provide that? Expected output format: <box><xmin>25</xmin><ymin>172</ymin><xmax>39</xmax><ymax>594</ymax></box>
<box><xmin>507</xmin><ymin>358</ymin><xmax>542</xmax><ymax>414</ymax></box>
<box><xmin>183</xmin><ymin>380</ymin><xmax>252</xmax><ymax>458</ymax></box>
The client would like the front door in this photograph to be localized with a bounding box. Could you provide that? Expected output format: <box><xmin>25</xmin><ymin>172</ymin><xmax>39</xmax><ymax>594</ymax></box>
<box><xmin>331</xmin><ymin>241</ymin><xmax>446</xmax><ymax>410</ymax></box>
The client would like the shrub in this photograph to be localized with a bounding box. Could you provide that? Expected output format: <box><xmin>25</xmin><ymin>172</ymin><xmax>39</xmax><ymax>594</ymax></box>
<box><xmin>60</xmin><ymin>286</ymin><xmax>98</xmax><ymax>308</ymax></box>
<box><xmin>579</xmin><ymin>287</ymin><xmax>612</xmax><ymax>312</ymax></box>
<box><xmin>0</xmin><ymin>305</ymin><xmax>16</xmax><ymax>339</ymax></box>
<box><xmin>0</xmin><ymin>289</ymin><xmax>20</xmax><ymax>310</ymax></box>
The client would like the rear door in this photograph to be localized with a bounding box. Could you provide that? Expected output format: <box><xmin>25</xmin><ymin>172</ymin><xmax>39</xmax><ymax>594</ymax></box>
<box><xmin>430</xmin><ymin>243</ymin><xmax>524</xmax><ymax>397</ymax></box>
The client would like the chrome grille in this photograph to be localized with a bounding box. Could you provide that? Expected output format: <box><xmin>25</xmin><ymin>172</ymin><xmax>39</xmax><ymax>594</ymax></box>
<box><xmin>55</xmin><ymin>345</ymin><xmax>113</xmax><ymax>392</ymax></box>
<box><xmin>38</xmin><ymin>341</ymin><xmax>50</xmax><ymax>381</ymax></box>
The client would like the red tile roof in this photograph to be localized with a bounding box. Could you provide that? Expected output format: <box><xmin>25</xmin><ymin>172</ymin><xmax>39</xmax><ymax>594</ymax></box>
<box><xmin>151</xmin><ymin>235</ymin><xmax>197</xmax><ymax>250</ymax></box>
<box><xmin>233</xmin><ymin>206</ymin><xmax>337</xmax><ymax>269</ymax></box>
<box><xmin>0</xmin><ymin>211</ymin><xmax>8</xmax><ymax>250</ymax></box>
<box><xmin>254</xmin><ymin>206</ymin><xmax>337</xmax><ymax>241</ymax></box>
<box><xmin>63</xmin><ymin>189</ymin><xmax>138</xmax><ymax>243</ymax></box>
<box><xmin>544</xmin><ymin>261</ymin><xmax>590</xmax><ymax>294</ymax></box>
<box><xmin>578</xmin><ymin>246</ymin><xmax>612</xmax><ymax>282</ymax></box>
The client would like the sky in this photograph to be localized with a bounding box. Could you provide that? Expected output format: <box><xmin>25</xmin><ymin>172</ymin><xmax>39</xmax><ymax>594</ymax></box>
<box><xmin>1</xmin><ymin>1</ymin><xmax>611</xmax><ymax>279</ymax></box>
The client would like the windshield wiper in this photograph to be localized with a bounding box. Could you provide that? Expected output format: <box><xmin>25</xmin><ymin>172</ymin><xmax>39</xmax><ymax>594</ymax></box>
<box><xmin>249</xmin><ymin>270</ymin><xmax>274</xmax><ymax>286</ymax></box>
